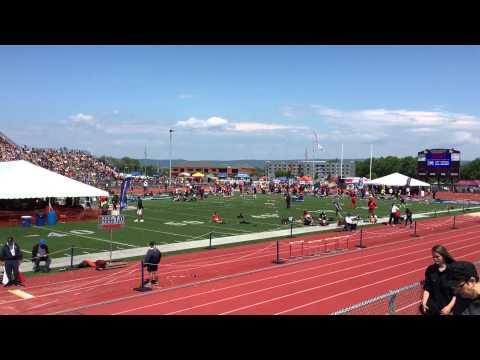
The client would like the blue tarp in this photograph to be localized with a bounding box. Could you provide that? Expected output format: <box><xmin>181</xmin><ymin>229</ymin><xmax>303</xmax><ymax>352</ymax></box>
<box><xmin>217</xmin><ymin>173</ymin><xmax>228</xmax><ymax>178</ymax></box>
<box><xmin>236</xmin><ymin>173</ymin><xmax>250</xmax><ymax>178</ymax></box>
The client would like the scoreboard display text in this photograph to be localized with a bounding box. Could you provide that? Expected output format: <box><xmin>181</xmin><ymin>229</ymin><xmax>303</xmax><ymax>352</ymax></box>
<box><xmin>417</xmin><ymin>149</ymin><xmax>460</xmax><ymax>177</ymax></box>
<box><xmin>426</xmin><ymin>150</ymin><xmax>451</xmax><ymax>168</ymax></box>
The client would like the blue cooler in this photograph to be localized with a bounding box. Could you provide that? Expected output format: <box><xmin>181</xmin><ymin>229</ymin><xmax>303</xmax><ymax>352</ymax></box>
<box><xmin>36</xmin><ymin>214</ymin><xmax>46</xmax><ymax>226</ymax></box>
<box><xmin>47</xmin><ymin>211</ymin><xmax>57</xmax><ymax>225</ymax></box>
<box><xmin>21</xmin><ymin>216</ymin><xmax>32</xmax><ymax>227</ymax></box>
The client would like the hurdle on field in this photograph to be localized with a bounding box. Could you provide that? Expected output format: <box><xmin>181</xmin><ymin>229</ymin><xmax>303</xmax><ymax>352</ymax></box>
<box><xmin>288</xmin><ymin>240</ymin><xmax>304</xmax><ymax>259</ymax></box>
<box><xmin>305</xmin><ymin>239</ymin><xmax>324</xmax><ymax>256</ymax></box>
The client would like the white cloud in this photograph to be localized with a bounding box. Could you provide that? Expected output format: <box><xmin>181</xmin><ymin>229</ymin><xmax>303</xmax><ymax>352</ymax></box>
<box><xmin>176</xmin><ymin>116</ymin><xmax>306</xmax><ymax>134</ymax></box>
<box><xmin>226</xmin><ymin>122</ymin><xmax>295</xmax><ymax>132</ymax></box>
<box><xmin>69</xmin><ymin>113</ymin><xmax>96</xmax><ymax>125</ymax></box>
<box><xmin>176</xmin><ymin>116</ymin><xmax>229</xmax><ymax>129</ymax></box>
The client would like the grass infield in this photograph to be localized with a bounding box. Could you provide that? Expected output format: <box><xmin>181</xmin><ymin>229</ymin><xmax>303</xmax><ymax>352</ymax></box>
<box><xmin>0</xmin><ymin>194</ymin><xmax>472</xmax><ymax>260</ymax></box>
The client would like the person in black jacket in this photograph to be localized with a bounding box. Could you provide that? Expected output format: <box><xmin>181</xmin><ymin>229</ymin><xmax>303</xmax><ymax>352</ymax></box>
<box><xmin>421</xmin><ymin>244</ymin><xmax>456</xmax><ymax>315</ymax></box>
<box><xmin>445</xmin><ymin>261</ymin><xmax>480</xmax><ymax>315</ymax></box>
<box><xmin>1</xmin><ymin>237</ymin><xmax>23</xmax><ymax>287</ymax></box>
<box><xmin>143</xmin><ymin>241</ymin><xmax>161</xmax><ymax>286</ymax></box>
<box><xmin>31</xmin><ymin>239</ymin><xmax>51</xmax><ymax>272</ymax></box>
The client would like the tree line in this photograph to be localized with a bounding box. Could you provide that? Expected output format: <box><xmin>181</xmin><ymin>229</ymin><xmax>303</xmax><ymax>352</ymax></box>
<box><xmin>99</xmin><ymin>156</ymin><xmax>168</xmax><ymax>177</ymax></box>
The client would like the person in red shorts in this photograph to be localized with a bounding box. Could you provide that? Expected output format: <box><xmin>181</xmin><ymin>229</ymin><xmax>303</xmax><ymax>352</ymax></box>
<box><xmin>368</xmin><ymin>196</ymin><xmax>377</xmax><ymax>216</ymax></box>
<box><xmin>350</xmin><ymin>191</ymin><xmax>357</xmax><ymax>209</ymax></box>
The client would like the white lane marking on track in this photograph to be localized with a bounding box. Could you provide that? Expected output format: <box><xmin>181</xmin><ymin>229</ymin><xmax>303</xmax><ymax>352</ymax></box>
<box><xmin>4</xmin><ymin>221</ymin><xmax>478</xmax><ymax>312</ymax></box>
<box><xmin>114</xmin><ymin>234</ymin><xmax>480</xmax><ymax>315</ymax></box>
<box><xmin>50</xmin><ymin>224</ymin><xmax>480</xmax><ymax>315</ymax></box>
<box><xmin>170</xmin><ymin>243</ymin><xmax>480</xmax><ymax>315</ymax></box>
<box><xmin>2</xmin><ymin>218</ymin><xmax>476</xmax><ymax>300</ymax></box>
<box><xmin>26</xmin><ymin>300</ymin><xmax>58</xmax><ymax>310</ymax></box>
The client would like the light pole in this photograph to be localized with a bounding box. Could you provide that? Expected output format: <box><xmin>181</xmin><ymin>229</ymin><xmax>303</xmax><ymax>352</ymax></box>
<box><xmin>169</xmin><ymin>129</ymin><xmax>175</xmax><ymax>188</ymax></box>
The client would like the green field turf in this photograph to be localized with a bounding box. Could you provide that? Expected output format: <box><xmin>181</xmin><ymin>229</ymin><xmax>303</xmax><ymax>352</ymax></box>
<box><xmin>0</xmin><ymin>194</ymin><xmax>472</xmax><ymax>259</ymax></box>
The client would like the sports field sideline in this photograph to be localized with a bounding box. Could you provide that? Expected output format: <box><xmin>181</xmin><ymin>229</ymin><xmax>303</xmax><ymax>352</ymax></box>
<box><xmin>0</xmin><ymin>193</ymin><xmax>475</xmax><ymax>263</ymax></box>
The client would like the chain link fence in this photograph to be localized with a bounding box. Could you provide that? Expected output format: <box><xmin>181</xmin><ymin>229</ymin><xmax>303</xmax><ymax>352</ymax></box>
<box><xmin>331</xmin><ymin>260</ymin><xmax>480</xmax><ymax>315</ymax></box>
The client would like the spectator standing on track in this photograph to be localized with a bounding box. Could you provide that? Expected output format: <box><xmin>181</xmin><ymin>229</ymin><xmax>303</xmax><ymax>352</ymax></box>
<box><xmin>445</xmin><ymin>261</ymin><xmax>480</xmax><ymax>315</ymax></box>
<box><xmin>31</xmin><ymin>239</ymin><xmax>51</xmax><ymax>272</ymax></box>
<box><xmin>421</xmin><ymin>245</ymin><xmax>457</xmax><ymax>315</ymax></box>
<box><xmin>404</xmin><ymin>208</ymin><xmax>413</xmax><ymax>227</ymax></box>
<box><xmin>134</xmin><ymin>196</ymin><xmax>144</xmax><ymax>223</ymax></box>
<box><xmin>143</xmin><ymin>241</ymin><xmax>161</xmax><ymax>286</ymax></box>
<box><xmin>1</xmin><ymin>237</ymin><xmax>23</xmax><ymax>287</ymax></box>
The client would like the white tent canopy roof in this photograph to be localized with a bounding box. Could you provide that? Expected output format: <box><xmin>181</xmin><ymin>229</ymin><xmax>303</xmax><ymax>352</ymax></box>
<box><xmin>366</xmin><ymin>172</ymin><xmax>431</xmax><ymax>187</ymax></box>
<box><xmin>0</xmin><ymin>160</ymin><xmax>110</xmax><ymax>199</ymax></box>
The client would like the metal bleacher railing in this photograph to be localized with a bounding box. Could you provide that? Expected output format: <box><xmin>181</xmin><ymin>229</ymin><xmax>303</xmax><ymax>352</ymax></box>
<box><xmin>331</xmin><ymin>260</ymin><xmax>480</xmax><ymax>315</ymax></box>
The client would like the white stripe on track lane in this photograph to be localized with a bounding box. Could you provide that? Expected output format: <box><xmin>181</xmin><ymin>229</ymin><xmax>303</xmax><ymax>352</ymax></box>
<box><xmin>113</xmin><ymin>233</ymin><xmax>480</xmax><ymax>315</ymax></box>
<box><xmin>226</xmin><ymin>245</ymin><xmax>480</xmax><ymax>315</ymax></box>
<box><xmin>395</xmin><ymin>300</ymin><xmax>422</xmax><ymax>314</ymax></box>
<box><xmin>3</xmin><ymin>222</ymin><xmax>480</xmax><ymax>299</ymax></box>
<box><xmin>50</xmin><ymin>228</ymin><xmax>480</xmax><ymax>315</ymax></box>
<box><xmin>33</xmin><ymin>226</ymin><xmax>136</xmax><ymax>248</ymax></box>
<box><xmin>168</xmin><ymin>240</ymin><xmax>480</xmax><ymax>315</ymax></box>
<box><xmin>4</xmin><ymin>222</ymin><xmax>478</xmax><ymax>311</ymax></box>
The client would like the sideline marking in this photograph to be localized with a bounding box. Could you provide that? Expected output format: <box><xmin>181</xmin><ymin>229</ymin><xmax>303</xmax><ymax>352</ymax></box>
<box><xmin>34</xmin><ymin>226</ymin><xmax>136</xmax><ymax>248</ymax></box>
<box><xmin>25</xmin><ymin>234</ymin><xmax>40</xmax><ymax>237</ymax></box>
<box><xmin>8</xmin><ymin>289</ymin><xmax>35</xmax><ymax>300</ymax></box>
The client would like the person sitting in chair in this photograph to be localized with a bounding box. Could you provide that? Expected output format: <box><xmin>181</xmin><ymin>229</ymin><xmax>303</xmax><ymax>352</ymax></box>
<box><xmin>318</xmin><ymin>211</ymin><xmax>329</xmax><ymax>226</ymax></box>
<box><xmin>303</xmin><ymin>210</ymin><xmax>314</xmax><ymax>226</ymax></box>
<box><xmin>211</xmin><ymin>211</ymin><xmax>224</xmax><ymax>224</ymax></box>
<box><xmin>32</xmin><ymin>239</ymin><xmax>51</xmax><ymax>272</ymax></box>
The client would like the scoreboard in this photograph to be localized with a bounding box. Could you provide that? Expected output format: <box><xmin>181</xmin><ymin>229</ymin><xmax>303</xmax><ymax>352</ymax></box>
<box><xmin>417</xmin><ymin>149</ymin><xmax>460</xmax><ymax>178</ymax></box>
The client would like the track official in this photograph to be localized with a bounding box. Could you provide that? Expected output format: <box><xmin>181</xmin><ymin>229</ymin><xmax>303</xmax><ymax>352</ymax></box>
<box><xmin>144</xmin><ymin>242</ymin><xmax>161</xmax><ymax>285</ymax></box>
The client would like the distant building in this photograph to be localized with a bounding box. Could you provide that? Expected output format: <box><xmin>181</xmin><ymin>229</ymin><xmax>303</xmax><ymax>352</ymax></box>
<box><xmin>172</xmin><ymin>161</ymin><xmax>256</xmax><ymax>178</ymax></box>
<box><xmin>264</xmin><ymin>160</ymin><xmax>355</xmax><ymax>180</ymax></box>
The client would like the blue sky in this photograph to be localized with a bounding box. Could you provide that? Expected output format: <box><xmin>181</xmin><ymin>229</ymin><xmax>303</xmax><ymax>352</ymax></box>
<box><xmin>1</xmin><ymin>45</ymin><xmax>480</xmax><ymax>160</ymax></box>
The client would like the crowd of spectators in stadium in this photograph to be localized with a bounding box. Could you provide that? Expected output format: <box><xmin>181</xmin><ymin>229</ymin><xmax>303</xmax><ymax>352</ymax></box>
<box><xmin>0</xmin><ymin>133</ymin><xmax>119</xmax><ymax>188</ymax></box>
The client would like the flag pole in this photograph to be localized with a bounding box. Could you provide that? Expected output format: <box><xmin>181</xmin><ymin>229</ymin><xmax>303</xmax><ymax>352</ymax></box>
<box><xmin>169</xmin><ymin>129</ymin><xmax>174</xmax><ymax>190</ymax></box>
<box><xmin>369</xmin><ymin>144</ymin><xmax>373</xmax><ymax>180</ymax></box>
<box><xmin>340</xmin><ymin>143</ymin><xmax>344</xmax><ymax>179</ymax></box>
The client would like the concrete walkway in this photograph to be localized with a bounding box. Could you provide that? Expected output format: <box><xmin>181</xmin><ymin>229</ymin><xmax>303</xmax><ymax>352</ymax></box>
<box><xmin>16</xmin><ymin>206</ymin><xmax>480</xmax><ymax>272</ymax></box>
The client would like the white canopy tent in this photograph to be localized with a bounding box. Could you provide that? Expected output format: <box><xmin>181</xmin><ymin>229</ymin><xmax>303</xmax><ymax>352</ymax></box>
<box><xmin>366</xmin><ymin>172</ymin><xmax>431</xmax><ymax>187</ymax></box>
<box><xmin>0</xmin><ymin>160</ymin><xmax>110</xmax><ymax>199</ymax></box>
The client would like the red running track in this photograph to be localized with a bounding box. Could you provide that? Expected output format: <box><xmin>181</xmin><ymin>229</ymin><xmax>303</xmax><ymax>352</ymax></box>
<box><xmin>0</xmin><ymin>214</ymin><xmax>479</xmax><ymax>315</ymax></box>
